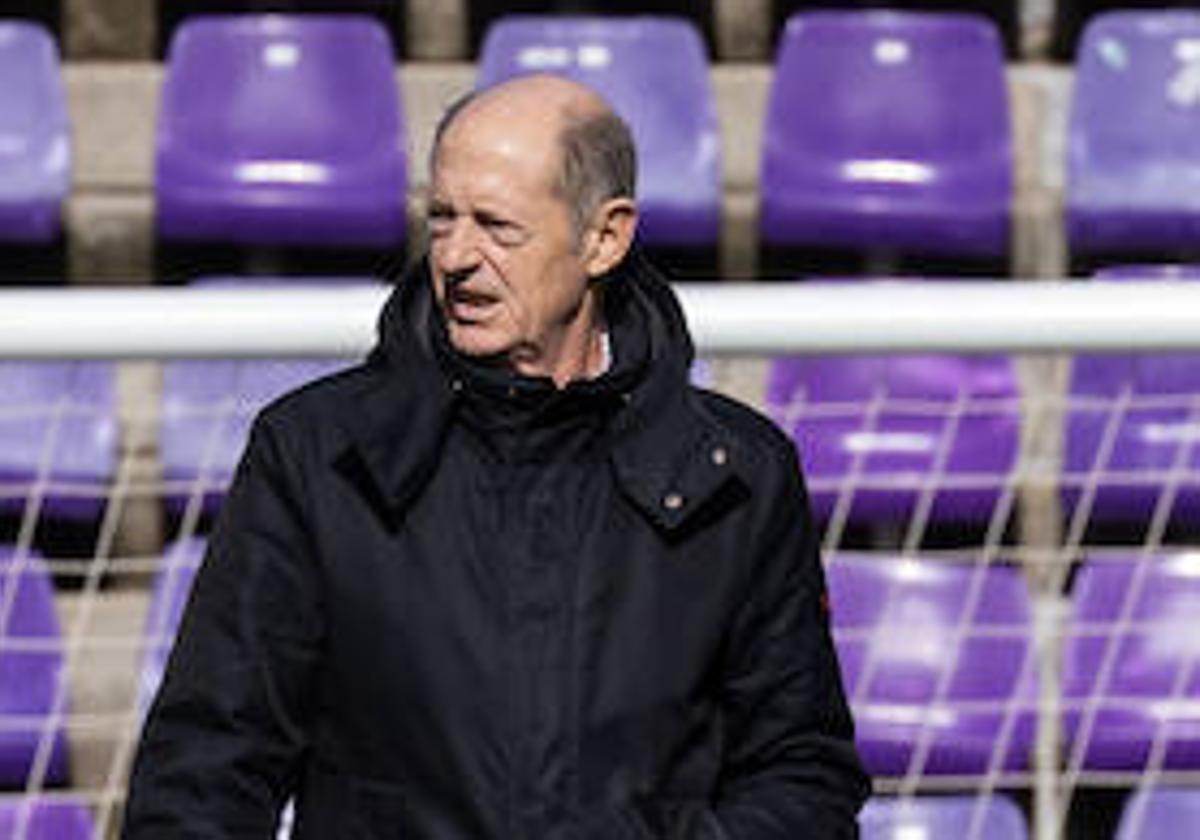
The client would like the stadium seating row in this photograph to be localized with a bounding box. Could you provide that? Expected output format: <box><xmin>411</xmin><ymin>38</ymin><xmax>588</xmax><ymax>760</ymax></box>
<box><xmin>770</xmin><ymin>266</ymin><xmax>1200</xmax><ymax>535</ymax></box>
<box><xmin>12</xmin><ymin>0</ymin><xmax>1193</xmax><ymax>63</ymax></box>
<box><xmin>2</xmin><ymin>0</ymin><xmax>1015</xmax><ymax>59</ymax></box>
<box><xmin>6</xmin><ymin>11</ymin><xmax>1200</xmax><ymax>284</ymax></box>
<box><xmin>11</xmin><ymin>538</ymin><xmax>1200</xmax><ymax>837</ymax></box>
<box><xmin>831</xmin><ymin>551</ymin><xmax>1200</xmax><ymax>778</ymax></box>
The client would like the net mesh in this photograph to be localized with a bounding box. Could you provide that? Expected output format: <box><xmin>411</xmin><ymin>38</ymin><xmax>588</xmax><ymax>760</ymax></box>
<box><xmin>1</xmin><ymin>347</ymin><xmax>1198</xmax><ymax>839</ymax></box>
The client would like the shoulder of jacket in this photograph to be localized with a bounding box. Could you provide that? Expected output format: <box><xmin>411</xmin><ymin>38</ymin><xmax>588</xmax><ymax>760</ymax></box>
<box><xmin>687</xmin><ymin>387</ymin><xmax>799</xmax><ymax>476</ymax></box>
<box><xmin>251</xmin><ymin>362</ymin><xmax>378</xmax><ymax>445</ymax></box>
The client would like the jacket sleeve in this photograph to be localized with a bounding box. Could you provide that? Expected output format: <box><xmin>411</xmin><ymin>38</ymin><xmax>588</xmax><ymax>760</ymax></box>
<box><xmin>709</xmin><ymin>442</ymin><xmax>871</xmax><ymax>839</ymax></box>
<box><xmin>123</xmin><ymin>416</ymin><xmax>324</xmax><ymax>839</ymax></box>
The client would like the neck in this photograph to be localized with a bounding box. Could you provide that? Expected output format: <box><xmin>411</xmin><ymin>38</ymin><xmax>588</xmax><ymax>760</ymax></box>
<box><xmin>510</xmin><ymin>286</ymin><xmax>608</xmax><ymax>388</ymax></box>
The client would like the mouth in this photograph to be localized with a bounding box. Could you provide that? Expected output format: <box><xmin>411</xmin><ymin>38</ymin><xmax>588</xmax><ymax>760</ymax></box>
<box><xmin>446</xmin><ymin>285</ymin><xmax>500</xmax><ymax>322</ymax></box>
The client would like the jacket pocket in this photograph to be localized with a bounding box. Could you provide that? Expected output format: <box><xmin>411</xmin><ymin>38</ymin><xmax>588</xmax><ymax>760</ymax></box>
<box><xmin>293</xmin><ymin>762</ymin><xmax>409</xmax><ymax>839</ymax></box>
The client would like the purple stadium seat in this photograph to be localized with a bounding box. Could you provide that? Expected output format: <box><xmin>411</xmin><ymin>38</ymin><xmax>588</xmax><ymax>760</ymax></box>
<box><xmin>1053</xmin><ymin>0</ymin><xmax>1200</xmax><ymax>61</ymax></box>
<box><xmin>0</xmin><ymin>547</ymin><xmax>69</xmax><ymax>788</ymax></box>
<box><xmin>1063</xmin><ymin>266</ymin><xmax>1200</xmax><ymax>526</ymax></box>
<box><xmin>0</xmin><ymin>362</ymin><xmax>117</xmax><ymax>520</ymax></box>
<box><xmin>826</xmin><ymin>554</ymin><xmax>1035</xmax><ymax>776</ymax></box>
<box><xmin>1067</xmin><ymin>12</ymin><xmax>1200</xmax><ymax>270</ymax></box>
<box><xmin>689</xmin><ymin>358</ymin><xmax>713</xmax><ymax>389</ymax></box>
<box><xmin>0</xmin><ymin>797</ymin><xmax>92</xmax><ymax>839</ymax></box>
<box><xmin>156</xmin><ymin>15</ymin><xmax>406</xmax><ymax>249</ymax></box>
<box><xmin>760</xmin><ymin>12</ymin><xmax>1011</xmax><ymax>268</ymax></box>
<box><xmin>861</xmin><ymin>795</ymin><xmax>1028</xmax><ymax>840</ymax></box>
<box><xmin>0</xmin><ymin>22</ymin><xmax>69</xmax><ymax>245</ymax></box>
<box><xmin>139</xmin><ymin>537</ymin><xmax>204</xmax><ymax>711</ymax></box>
<box><xmin>1116</xmin><ymin>786</ymin><xmax>1200</xmax><ymax>840</ymax></box>
<box><xmin>467</xmin><ymin>1</ymin><xmax>715</xmax><ymax>57</ymax></box>
<box><xmin>1093</xmin><ymin>264</ymin><xmax>1200</xmax><ymax>282</ymax></box>
<box><xmin>773</xmin><ymin>1</ymin><xmax>1020</xmax><ymax>57</ymax></box>
<box><xmin>158</xmin><ymin>2</ymin><xmax>405</xmax><ymax>58</ymax></box>
<box><xmin>477</xmin><ymin>17</ymin><xmax>721</xmax><ymax>258</ymax></box>
<box><xmin>766</xmin><ymin>281</ymin><xmax>1020</xmax><ymax>527</ymax></box>
<box><xmin>1065</xmin><ymin>554</ymin><xmax>1200</xmax><ymax>771</ymax></box>
<box><xmin>0</xmin><ymin>2</ymin><xmax>61</xmax><ymax>40</ymax></box>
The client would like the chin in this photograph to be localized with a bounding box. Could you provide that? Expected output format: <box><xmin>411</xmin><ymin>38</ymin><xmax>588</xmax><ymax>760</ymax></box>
<box><xmin>447</xmin><ymin>323</ymin><xmax>513</xmax><ymax>359</ymax></box>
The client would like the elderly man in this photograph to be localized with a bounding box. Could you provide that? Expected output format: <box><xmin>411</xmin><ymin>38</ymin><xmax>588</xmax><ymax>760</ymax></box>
<box><xmin>123</xmin><ymin>75</ymin><xmax>869</xmax><ymax>838</ymax></box>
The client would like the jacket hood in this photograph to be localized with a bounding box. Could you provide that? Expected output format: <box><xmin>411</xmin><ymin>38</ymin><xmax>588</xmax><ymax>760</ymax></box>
<box><xmin>348</xmin><ymin>251</ymin><xmax>738</xmax><ymax>534</ymax></box>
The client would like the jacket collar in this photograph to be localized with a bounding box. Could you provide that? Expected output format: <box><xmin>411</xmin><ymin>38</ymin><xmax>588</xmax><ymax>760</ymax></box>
<box><xmin>345</xmin><ymin>254</ymin><xmax>744</xmax><ymax>533</ymax></box>
<box><xmin>600</xmin><ymin>257</ymin><xmax>743</xmax><ymax>533</ymax></box>
<box><xmin>347</xmin><ymin>264</ymin><xmax>458</xmax><ymax>517</ymax></box>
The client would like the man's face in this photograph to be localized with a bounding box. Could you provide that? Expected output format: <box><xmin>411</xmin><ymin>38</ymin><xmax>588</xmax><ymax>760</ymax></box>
<box><xmin>427</xmin><ymin>109</ymin><xmax>592</xmax><ymax>367</ymax></box>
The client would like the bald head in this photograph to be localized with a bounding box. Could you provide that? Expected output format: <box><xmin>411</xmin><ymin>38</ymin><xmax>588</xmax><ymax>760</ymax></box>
<box><xmin>433</xmin><ymin>75</ymin><xmax>637</xmax><ymax>236</ymax></box>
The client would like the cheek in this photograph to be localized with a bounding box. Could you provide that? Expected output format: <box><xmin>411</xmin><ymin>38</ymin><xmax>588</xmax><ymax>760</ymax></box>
<box><xmin>493</xmin><ymin>250</ymin><xmax>588</xmax><ymax>335</ymax></box>
<box><xmin>534</xmin><ymin>257</ymin><xmax>590</xmax><ymax>320</ymax></box>
<box><xmin>489</xmin><ymin>258</ymin><xmax>538</xmax><ymax>325</ymax></box>
<box><xmin>428</xmin><ymin>266</ymin><xmax>447</xmax><ymax>305</ymax></box>
<box><xmin>502</xmin><ymin>279</ymin><xmax>553</xmax><ymax>335</ymax></box>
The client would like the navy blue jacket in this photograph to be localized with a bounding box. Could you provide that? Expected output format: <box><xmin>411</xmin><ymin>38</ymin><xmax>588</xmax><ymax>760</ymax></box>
<box><xmin>123</xmin><ymin>254</ymin><xmax>869</xmax><ymax>838</ymax></box>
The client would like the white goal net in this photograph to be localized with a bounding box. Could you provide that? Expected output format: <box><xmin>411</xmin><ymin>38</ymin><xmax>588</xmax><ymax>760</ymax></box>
<box><xmin>4</xmin><ymin>280</ymin><xmax>1200</xmax><ymax>840</ymax></box>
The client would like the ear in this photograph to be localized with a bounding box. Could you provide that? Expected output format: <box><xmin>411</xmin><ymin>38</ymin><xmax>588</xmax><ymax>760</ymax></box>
<box><xmin>581</xmin><ymin>198</ymin><xmax>638</xmax><ymax>278</ymax></box>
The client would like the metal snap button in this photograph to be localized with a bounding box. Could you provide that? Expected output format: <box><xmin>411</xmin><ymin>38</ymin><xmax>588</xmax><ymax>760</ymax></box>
<box><xmin>663</xmin><ymin>492</ymin><xmax>685</xmax><ymax>511</ymax></box>
<box><xmin>711</xmin><ymin>446</ymin><xmax>728</xmax><ymax>467</ymax></box>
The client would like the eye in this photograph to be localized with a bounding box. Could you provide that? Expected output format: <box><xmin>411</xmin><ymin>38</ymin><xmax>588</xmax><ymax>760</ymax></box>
<box><xmin>426</xmin><ymin>203</ymin><xmax>455</xmax><ymax>238</ymax></box>
<box><xmin>477</xmin><ymin>212</ymin><xmax>529</xmax><ymax>247</ymax></box>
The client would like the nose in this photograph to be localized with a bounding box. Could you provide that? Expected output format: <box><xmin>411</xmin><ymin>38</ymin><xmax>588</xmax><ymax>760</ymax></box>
<box><xmin>433</xmin><ymin>218</ymin><xmax>482</xmax><ymax>278</ymax></box>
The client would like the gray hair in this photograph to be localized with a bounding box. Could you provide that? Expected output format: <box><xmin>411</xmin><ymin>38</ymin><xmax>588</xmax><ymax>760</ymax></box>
<box><xmin>556</xmin><ymin>107</ymin><xmax>637</xmax><ymax>235</ymax></box>
<box><xmin>431</xmin><ymin>88</ymin><xmax>637</xmax><ymax>237</ymax></box>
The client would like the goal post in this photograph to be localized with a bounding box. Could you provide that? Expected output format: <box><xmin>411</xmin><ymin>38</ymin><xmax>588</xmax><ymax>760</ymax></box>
<box><xmin>4</xmin><ymin>280</ymin><xmax>1200</xmax><ymax>840</ymax></box>
<box><xmin>5</xmin><ymin>280</ymin><xmax>1200</xmax><ymax>357</ymax></box>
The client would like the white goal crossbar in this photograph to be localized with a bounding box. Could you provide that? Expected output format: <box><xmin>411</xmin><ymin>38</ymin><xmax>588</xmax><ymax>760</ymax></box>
<box><xmin>4</xmin><ymin>278</ymin><xmax>1200</xmax><ymax>840</ymax></box>
<box><xmin>3</xmin><ymin>280</ymin><xmax>1200</xmax><ymax>358</ymax></box>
